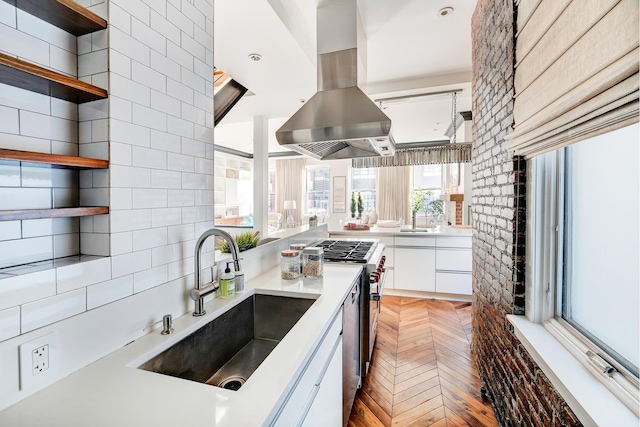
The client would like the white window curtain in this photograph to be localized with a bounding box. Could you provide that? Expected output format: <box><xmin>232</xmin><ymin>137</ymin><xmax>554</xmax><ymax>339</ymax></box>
<box><xmin>375</xmin><ymin>166</ymin><xmax>411</xmax><ymax>222</ymax></box>
<box><xmin>506</xmin><ymin>0</ymin><xmax>639</xmax><ymax>157</ymax></box>
<box><xmin>275</xmin><ymin>158</ymin><xmax>305</xmax><ymax>225</ymax></box>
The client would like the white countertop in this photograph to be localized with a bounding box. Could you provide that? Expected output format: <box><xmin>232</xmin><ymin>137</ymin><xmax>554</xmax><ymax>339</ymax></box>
<box><xmin>0</xmin><ymin>263</ymin><xmax>363</xmax><ymax>427</ymax></box>
<box><xmin>329</xmin><ymin>224</ymin><xmax>472</xmax><ymax>237</ymax></box>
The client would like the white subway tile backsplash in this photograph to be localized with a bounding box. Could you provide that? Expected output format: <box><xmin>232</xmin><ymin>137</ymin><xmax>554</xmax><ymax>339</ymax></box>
<box><xmin>150</xmin><ymin>11</ymin><xmax>179</xmax><ymax>45</ymax></box>
<box><xmin>78</xmin><ymin>50</ymin><xmax>108</xmax><ymax>77</ymax></box>
<box><xmin>132</xmin><ymin>103</ymin><xmax>167</xmax><ymax>132</ymax></box>
<box><xmin>167</xmin><ymin>152</ymin><xmax>194</xmax><ymax>173</ymax></box>
<box><xmin>57</xmin><ymin>256</ymin><xmax>111</xmax><ymax>293</ymax></box>
<box><xmin>181</xmin><ymin>103</ymin><xmax>205</xmax><ymax>126</ymax></box>
<box><xmin>180</xmin><ymin>33</ymin><xmax>205</xmax><ymax>62</ymax></box>
<box><xmin>109</xmin><ymin>49</ymin><xmax>131</xmax><ymax>79</ymax></box>
<box><xmin>194</xmin><ymin>123</ymin><xmax>213</xmax><ymax>143</ymax></box>
<box><xmin>132</xmin><ymin>188</ymin><xmax>167</xmax><ymax>208</ymax></box>
<box><xmin>112</xmin><ymin>0</ymin><xmax>150</xmax><ymax>26</ymax></box>
<box><xmin>0</xmin><ymin>307</ymin><xmax>20</xmax><ymax>342</ymax></box>
<box><xmin>194</xmin><ymin>157</ymin><xmax>213</xmax><ymax>174</ymax></box>
<box><xmin>53</xmin><ymin>233</ymin><xmax>80</xmax><ymax>258</ymax></box>
<box><xmin>0</xmin><ymin>2</ymin><xmax>16</xmax><ymax>28</ymax></box>
<box><xmin>110</xmin><ymin>188</ymin><xmax>132</xmax><ymax>210</ymax></box>
<box><xmin>52</xmin><ymin>218</ymin><xmax>79</xmax><ymax>235</ymax></box>
<box><xmin>110</xmin><ymin>142</ymin><xmax>133</xmax><ymax>166</ymax></box>
<box><xmin>77</xmin><ymin>33</ymin><xmax>92</xmax><ymax>55</ymax></box>
<box><xmin>80</xmin><ymin>232</ymin><xmax>109</xmax><ymax>256</ymax></box>
<box><xmin>110</xmin><ymin>96</ymin><xmax>132</xmax><ymax>122</ymax></box>
<box><xmin>16</xmin><ymin>10</ymin><xmax>76</xmax><ymax>53</ymax></box>
<box><xmin>167</xmin><ymin>116</ymin><xmax>194</xmax><ymax>139</ymax></box>
<box><xmin>52</xmin><ymin>187</ymin><xmax>79</xmax><ymax>208</ymax></box>
<box><xmin>92</xmin><ymin>213</ymin><xmax>110</xmax><ymax>233</ymax></box>
<box><xmin>49</xmin><ymin>45</ymin><xmax>77</xmax><ymax>77</ymax></box>
<box><xmin>20</xmin><ymin>111</ymin><xmax>77</xmax><ymax>143</ymax></box>
<box><xmin>150</xmin><ymin>169</ymin><xmax>182</xmax><ymax>189</ymax></box>
<box><xmin>22</xmin><ymin>219</ymin><xmax>53</xmax><ymax>238</ymax></box>
<box><xmin>110</xmin><ymin>209</ymin><xmax>151</xmax><ymax>233</ymax></box>
<box><xmin>0</xmin><ymin>188</ymin><xmax>51</xmax><ymax>210</ymax></box>
<box><xmin>195</xmin><ymin>0</ymin><xmax>214</xmax><ymax>19</ymax></box>
<box><xmin>133</xmin><ymin>264</ymin><xmax>168</xmax><ymax>293</ymax></box>
<box><xmin>181</xmin><ymin>67</ymin><xmax>205</xmax><ymax>94</ymax></box>
<box><xmin>167</xmin><ymin>4</ymin><xmax>193</xmax><ymax>37</ymax></box>
<box><xmin>151</xmin><ymin>242</ymin><xmax>183</xmax><ymax>267</ymax></box>
<box><xmin>0</xmin><ymin>270</ymin><xmax>56</xmax><ymax>311</ymax></box>
<box><xmin>21</xmin><ymin>288</ymin><xmax>86</xmax><ymax>333</ymax></box>
<box><xmin>132</xmin><ymin>227</ymin><xmax>168</xmax><ymax>251</ymax></box>
<box><xmin>22</xmin><ymin>167</ymin><xmax>77</xmax><ymax>188</ymax></box>
<box><xmin>181</xmin><ymin>0</ymin><xmax>206</xmax><ymax>29</ymax></box>
<box><xmin>151</xmin><ymin>207</ymin><xmax>182</xmax><ymax>227</ymax></box>
<box><xmin>109</xmin><ymin>3</ymin><xmax>131</xmax><ymax>34</ymax></box>
<box><xmin>167</xmin><ymin>223</ymin><xmax>194</xmax><ymax>243</ymax></box>
<box><xmin>181</xmin><ymin>137</ymin><xmax>205</xmax><ymax>158</ymax></box>
<box><xmin>111</xmin><ymin>249</ymin><xmax>151</xmax><ymax>278</ymax></box>
<box><xmin>110</xmin><ymin>119</ymin><xmax>151</xmax><ymax>147</ymax></box>
<box><xmin>78</xmin><ymin>98</ymin><xmax>108</xmax><ymax>121</ymax></box>
<box><xmin>87</xmin><ymin>274</ymin><xmax>133</xmax><ymax>310</ymax></box>
<box><xmin>79</xmin><ymin>188</ymin><xmax>109</xmax><ymax>206</ymax></box>
<box><xmin>131</xmin><ymin>146</ymin><xmax>167</xmax><ymax>171</ymax></box>
<box><xmin>0</xmin><ymin>83</ymin><xmax>50</xmax><ymax>115</ymax></box>
<box><xmin>193</xmin><ymin>90</ymin><xmax>213</xmax><ymax>114</ymax></box>
<box><xmin>168</xmin><ymin>189</ymin><xmax>194</xmax><ymax>207</ymax></box>
<box><xmin>110</xmin><ymin>74</ymin><xmax>151</xmax><ymax>107</ymax></box>
<box><xmin>166</xmin><ymin>41</ymin><xmax>193</xmax><ymax>73</ymax></box>
<box><xmin>181</xmin><ymin>172</ymin><xmax>206</xmax><ymax>190</ymax></box>
<box><xmin>91</xmin><ymin>118</ymin><xmax>109</xmax><ymax>142</ymax></box>
<box><xmin>131</xmin><ymin>18</ymin><xmax>166</xmax><ymax>55</ymax></box>
<box><xmin>166</xmin><ymin>78</ymin><xmax>194</xmax><ymax>106</ymax></box>
<box><xmin>0</xmin><ymin>221</ymin><xmax>21</xmax><ymax>241</ymax></box>
<box><xmin>181</xmin><ymin>206</ymin><xmax>207</xmax><ymax>224</ymax></box>
<box><xmin>0</xmin><ymin>105</ymin><xmax>19</xmax><ymax>134</ymax></box>
<box><xmin>0</xmin><ymin>161</ymin><xmax>20</xmax><ymax>186</ymax></box>
<box><xmin>90</xmin><ymin>168</ymin><xmax>109</xmax><ymax>188</ymax></box>
<box><xmin>91</xmin><ymin>29</ymin><xmax>108</xmax><ymax>51</ymax></box>
<box><xmin>150</xmin><ymin>90</ymin><xmax>181</xmax><ymax>118</ymax></box>
<box><xmin>51</xmin><ymin>98</ymin><xmax>78</xmax><ymax>121</ymax></box>
<box><xmin>78</xmin><ymin>141</ymin><xmax>108</xmax><ymax>160</ymax></box>
<box><xmin>167</xmin><ymin>256</ymin><xmax>194</xmax><ymax>281</ymax></box>
<box><xmin>0</xmin><ymin>23</ymin><xmax>49</xmax><ymax>66</ymax></box>
<box><xmin>195</xmin><ymin>190</ymin><xmax>213</xmax><ymax>206</ymax></box>
<box><xmin>110</xmin><ymin>231</ymin><xmax>133</xmax><ymax>255</ymax></box>
<box><xmin>52</xmin><ymin>140</ymin><xmax>79</xmax><ymax>156</ymax></box>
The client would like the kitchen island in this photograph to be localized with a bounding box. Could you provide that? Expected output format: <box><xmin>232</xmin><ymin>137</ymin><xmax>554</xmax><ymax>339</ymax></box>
<box><xmin>0</xmin><ymin>263</ymin><xmax>362</xmax><ymax>427</ymax></box>
<box><xmin>330</xmin><ymin>225</ymin><xmax>473</xmax><ymax>299</ymax></box>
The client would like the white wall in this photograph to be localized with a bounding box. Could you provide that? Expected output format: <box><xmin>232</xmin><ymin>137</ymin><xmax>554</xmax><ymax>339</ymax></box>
<box><xmin>0</xmin><ymin>0</ymin><xmax>217</xmax><ymax>411</ymax></box>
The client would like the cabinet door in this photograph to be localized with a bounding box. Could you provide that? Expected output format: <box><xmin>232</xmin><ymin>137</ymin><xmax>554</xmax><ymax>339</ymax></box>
<box><xmin>436</xmin><ymin>272</ymin><xmax>472</xmax><ymax>295</ymax></box>
<box><xmin>394</xmin><ymin>247</ymin><xmax>435</xmax><ymax>291</ymax></box>
<box><xmin>301</xmin><ymin>340</ymin><xmax>343</xmax><ymax>427</ymax></box>
<box><xmin>436</xmin><ymin>249</ymin><xmax>472</xmax><ymax>272</ymax></box>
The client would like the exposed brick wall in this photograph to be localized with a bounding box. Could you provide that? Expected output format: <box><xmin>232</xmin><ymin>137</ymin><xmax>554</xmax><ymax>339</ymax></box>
<box><xmin>470</xmin><ymin>1</ymin><xmax>582</xmax><ymax>426</ymax></box>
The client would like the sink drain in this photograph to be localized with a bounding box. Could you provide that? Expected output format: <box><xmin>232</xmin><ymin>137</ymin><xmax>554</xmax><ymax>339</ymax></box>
<box><xmin>218</xmin><ymin>376</ymin><xmax>246</xmax><ymax>391</ymax></box>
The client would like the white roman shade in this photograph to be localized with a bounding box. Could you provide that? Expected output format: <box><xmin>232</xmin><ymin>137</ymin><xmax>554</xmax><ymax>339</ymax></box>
<box><xmin>506</xmin><ymin>0</ymin><xmax>639</xmax><ymax>157</ymax></box>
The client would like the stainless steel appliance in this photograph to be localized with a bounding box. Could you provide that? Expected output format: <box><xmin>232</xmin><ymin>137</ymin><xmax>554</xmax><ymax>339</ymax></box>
<box><xmin>316</xmin><ymin>239</ymin><xmax>387</xmax><ymax>378</ymax></box>
<box><xmin>342</xmin><ymin>280</ymin><xmax>360</xmax><ymax>426</ymax></box>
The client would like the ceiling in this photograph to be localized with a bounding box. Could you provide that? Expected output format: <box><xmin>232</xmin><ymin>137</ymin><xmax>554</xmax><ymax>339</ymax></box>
<box><xmin>213</xmin><ymin>0</ymin><xmax>476</xmax><ymax>154</ymax></box>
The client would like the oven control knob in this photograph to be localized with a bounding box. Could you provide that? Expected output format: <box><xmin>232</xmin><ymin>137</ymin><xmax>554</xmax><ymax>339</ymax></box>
<box><xmin>371</xmin><ymin>293</ymin><xmax>381</xmax><ymax>301</ymax></box>
<box><xmin>381</xmin><ymin>256</ymin><xmax>386</xmax><ymax>265</ymax></box>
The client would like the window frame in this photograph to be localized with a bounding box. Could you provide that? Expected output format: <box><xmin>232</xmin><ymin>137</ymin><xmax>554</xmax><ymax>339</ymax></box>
<box><xmin>526</xmin><ymin>148</ymin><xmax>639</xmax><ymax>415</ymax></box>
<box><xmin>303</xmin><ymin>165</ymin><xmax>330</xmax><ymax>217</ymax></box>
<box><xmin>350</xmin><ymin>167</ymin><xmax>376</xmax><ymax>212</ymax></box>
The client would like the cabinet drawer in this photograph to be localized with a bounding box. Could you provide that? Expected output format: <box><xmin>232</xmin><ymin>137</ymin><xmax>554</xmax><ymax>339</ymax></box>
<box><xmin>273</xmin><ymin>310</ymin><xmax>342</xmax><ymax>426</ymax></box>
<box><xmin>395</xmin><ymin>236</ymin><xmax>436</xmax><ymax>247</ymax></box>
<box><xmin>436</xmin><ymin>272</ymin><xmax>472</xmax><ymax>295</ymax></box>
<box><xmin>436</xmin><ymin>236</ymin><xmax>472</xmax><ymax>248</ymax></box>
<box><xmin>383</xmin><ymin>246</ymin><xmax>394</xmax><ymax>267</ymax></box>
<box><xmin>436</xmin><ymin>249</ymin><xmax>471</xmax><ymax>272</ymax></box>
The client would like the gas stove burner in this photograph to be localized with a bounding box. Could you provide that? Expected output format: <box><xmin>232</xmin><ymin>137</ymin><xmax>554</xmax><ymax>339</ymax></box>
<box><xmin>318</xmin><ymin>239</ymin><xmax>376</xmax><ymax>263</ymax></box>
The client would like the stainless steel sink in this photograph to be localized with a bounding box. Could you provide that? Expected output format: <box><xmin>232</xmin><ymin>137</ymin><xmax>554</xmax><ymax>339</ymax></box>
<box><xmin>138</xmin><ymin>294</ymin><xmax>316</xmax><ymax>390</ymax></box>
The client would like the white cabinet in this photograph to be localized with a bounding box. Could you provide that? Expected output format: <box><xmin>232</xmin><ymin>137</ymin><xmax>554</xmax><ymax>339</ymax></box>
<box><xmin>272</xmin><ymin>309</ymin><xmax>343</xmax><ymax>427</ymax></box>
<box><xmin>394</xmin><ymin>246</ymin><xmax>436</xmax><ymax>292</ymax></box>
<box><xmin>435</xmin><ymin>238</ymin><xmax>472</xmax><ymax>295</ymax></box>
<box><xmin>436</xmin><ymin>249</ymin><xmax>472</xmax><ymax>271</ymax></box>
<box><xmin>436</xmin><ymin>272</ymin><xmax>472</xmax><ymax>294</ymax></box>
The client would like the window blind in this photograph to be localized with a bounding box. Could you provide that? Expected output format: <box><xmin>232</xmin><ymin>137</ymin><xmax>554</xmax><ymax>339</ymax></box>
<box><xmin>506</xmin><ymin>0</ymin><xmax>639</xmax><ymax>157</ymax></box>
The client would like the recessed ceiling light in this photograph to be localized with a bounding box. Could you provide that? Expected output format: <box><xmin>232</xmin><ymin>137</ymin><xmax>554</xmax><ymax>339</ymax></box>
<box><xmin>438</xmin><ymin>7</ymin><xmax>454</xmax><ymax>17</ymax></box>
<box><xmin>248</xmin><ymin>53</ymin><xmax>262</xmax><ymax>62</ymax></box>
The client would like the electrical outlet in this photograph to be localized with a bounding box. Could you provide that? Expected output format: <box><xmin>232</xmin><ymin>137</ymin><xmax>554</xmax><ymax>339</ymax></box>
<box><xmin>32</xmin><ymin>344</ymin><xmax>49</xmax><ymax>375</ymax></box>
<box><xmin>20</xmin><ymin>331</ymin><xmax>58</xmax><ymax>390</ymax></box>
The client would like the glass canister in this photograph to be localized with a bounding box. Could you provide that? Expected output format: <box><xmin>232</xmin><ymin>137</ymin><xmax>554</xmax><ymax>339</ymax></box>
<box><xmin>289</xmin><ymin>243</ymin><xmax>306</xmax><ymax>251</ymax></box>
<box><xmin>281</xmin><ymin>249</ymin><xmax>300</xmax><ymax>279</ymax></box>
<box><xmin>302</xmin><ymin>247</ymin><xmax>324</xmax><ymax>277</ymax></box>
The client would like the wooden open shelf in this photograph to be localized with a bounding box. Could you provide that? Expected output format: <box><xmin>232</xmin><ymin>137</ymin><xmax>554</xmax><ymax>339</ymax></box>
<box><xmin>0</xmin><ymin>52</ymin><xmax>108</xmax><ymax>103</ymax></box>
<box><xmin>0</xmin><ymin>207</ymin><xmax>109</xmax><ymax>221</ymax></box>
<box><xmin>0</xmin><ymin>148</ymin><xmax>108</xmax><ymax>169</ymax></box>
<box><xmin>1</xmin><ymin>0</ymin><xmax>107</xmax><ymax>36</ymax></box>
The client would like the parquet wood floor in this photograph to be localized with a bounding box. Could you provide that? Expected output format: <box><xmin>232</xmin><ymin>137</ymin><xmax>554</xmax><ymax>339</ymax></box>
<box><xmin>348</xmin><ymin>296</ymin><xmax>498</xmax><ymax>427</ymax></box>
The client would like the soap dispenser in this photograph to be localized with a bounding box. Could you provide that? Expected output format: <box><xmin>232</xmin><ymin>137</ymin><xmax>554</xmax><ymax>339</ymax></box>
<box><xmin>220</xmin><ymin>261</ymin><xmax>236</xmax><ymax>297</ymax></box>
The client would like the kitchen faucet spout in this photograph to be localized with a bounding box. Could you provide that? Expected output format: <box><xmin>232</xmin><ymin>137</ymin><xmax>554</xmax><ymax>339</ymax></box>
<box><xmin>192</xmin><ymin>228</ymin><xmax>241</xmax><ymax>317</ymax></box>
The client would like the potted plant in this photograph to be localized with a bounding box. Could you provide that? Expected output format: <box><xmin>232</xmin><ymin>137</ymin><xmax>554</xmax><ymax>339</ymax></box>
<box><xmin>216</xmin><ymin>231</ymin><xmax>261</xmax><ymax>253</ymax></box>
<box><xmin>357</xmin><ymin>192</ymin><xmax>364</xmax><ymax>219</ymax></box>
<box><xmin>309</xmin><ymin>214</ymin><xmax>318</xmax><ymax>227</ymax></box>
<box><xmin>350</xmin><ymin>193</ymin><xmax>357</xmax><ymax>218</ymax></box>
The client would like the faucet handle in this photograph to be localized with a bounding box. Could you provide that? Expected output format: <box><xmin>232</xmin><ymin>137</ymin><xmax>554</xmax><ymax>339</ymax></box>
<box><xmin>189</xmin><ymin>281</ymin><xmax>219</xmax><ymax>301</ymax></box>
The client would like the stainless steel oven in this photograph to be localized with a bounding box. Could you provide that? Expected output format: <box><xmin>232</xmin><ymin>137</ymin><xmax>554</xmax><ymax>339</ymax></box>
<box><xmin>315</xmin><ymin>239</ymin><xmax>386</xmax><ymax>379</ymax></box>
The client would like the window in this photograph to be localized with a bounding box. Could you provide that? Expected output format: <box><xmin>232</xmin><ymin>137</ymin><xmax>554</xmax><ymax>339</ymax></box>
<box><xmin>530</xmin><ymin>124</ymin><xmax>639</xmax><ymax>395</ymax></box>
<box><xmin>351</xmin><ymin>168</ymin><xmax>376</xmax><ymax>211</ymax></box>
<box><xmin>304</xmin><ymin>166</ymin><xmax>329</xmax><ymax>217</ymax></box>
<box><xmin>412</xmin><ymin>164</ymin><xmax>443</xmax><ymax>198</ymax></box>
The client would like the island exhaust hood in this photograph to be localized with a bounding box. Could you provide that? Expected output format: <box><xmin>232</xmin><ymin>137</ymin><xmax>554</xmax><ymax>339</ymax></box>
<box><xmin>276</xmin><ymin>0</ymin><xmax>396</xmax><ymax>160</ymax></box>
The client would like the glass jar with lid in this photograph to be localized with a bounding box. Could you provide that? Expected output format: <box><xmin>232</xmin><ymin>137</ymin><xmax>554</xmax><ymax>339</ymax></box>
<box><xmin>281</xmin><ymin>249</ymin><xmax>300</xmax><ymax>279</ymax></box>
<box><xmin>302</xmin><ymin>247</ymin><xmax>324</xmax><ymax>277</ymax></box>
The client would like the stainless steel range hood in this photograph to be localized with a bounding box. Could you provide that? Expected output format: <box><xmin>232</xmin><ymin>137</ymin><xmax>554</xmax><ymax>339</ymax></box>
<box><xmin>276</xmin><ymin>0</ymin><xmax>396</xmax><ymax>160</ymax></box>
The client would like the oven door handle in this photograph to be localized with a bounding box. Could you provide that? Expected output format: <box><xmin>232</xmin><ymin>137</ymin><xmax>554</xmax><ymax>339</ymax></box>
<box><xmin>370</xmin><ymin>267</ymin><xmax>387</xmax><ymax>302</ymax></box>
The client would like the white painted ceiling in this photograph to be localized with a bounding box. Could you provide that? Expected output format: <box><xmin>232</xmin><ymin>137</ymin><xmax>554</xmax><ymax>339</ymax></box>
<box><xmin>214</xmin><ymin>0</ymin><xmax>476</xmax><ymax>153</ymax></box>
